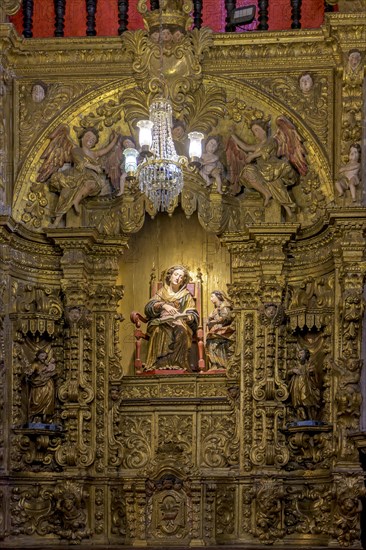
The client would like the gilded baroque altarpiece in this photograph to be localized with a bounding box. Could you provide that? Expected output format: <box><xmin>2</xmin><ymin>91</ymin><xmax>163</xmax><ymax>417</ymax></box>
<box><xmin>0</xmin><ymin>1</ymin><xmax>366</xmax><ymax>547</ymax></box>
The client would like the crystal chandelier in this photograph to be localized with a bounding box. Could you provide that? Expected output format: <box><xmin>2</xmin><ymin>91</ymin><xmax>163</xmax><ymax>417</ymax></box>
<box><xmin>122</xmin><ymin>11</ymin><xmax>204</xmax><ymax>212</ymax></box>
<box><xmin>123</xmin><ymin>99</ymin><xmax>204</xmax><ymax>212</ymax></box>
<box><xmin>137</xmin><ymin>98</ymin><xmax>184</xmax><ymax>211</ymax></box>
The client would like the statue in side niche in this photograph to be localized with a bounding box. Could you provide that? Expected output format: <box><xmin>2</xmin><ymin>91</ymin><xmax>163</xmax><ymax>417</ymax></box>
<box><xmin>288</xmin><ymin>347</ymin><xmax>321</xmax><ymax>421</ymax></box>
<box><xmin>26</xmin><ymin>347</ymin><xmax>56</xmax><ymax>424</ymax></box>
<box><xmin>37</xmin><ymin>124</ymin><xmax>121</xmax><ymax>227</ymax></box>
<box><xmin>335</xmin><ymin>143</ymin><xmax>361</xmax><ymax>202</ymax></box>
<box><xmin>226</xmin><ymin>116</ymin><xmax>307</xmax><ymax>216</ymax></box>
<box><xmin>144</xmin><ymin>265</ymin><xmax>198</xmax><ymax>371</ymax></box>
<box><xmin>205</xmin><ymin>290</ymin><xmax>234</xmax><ymax>370</ymax></box>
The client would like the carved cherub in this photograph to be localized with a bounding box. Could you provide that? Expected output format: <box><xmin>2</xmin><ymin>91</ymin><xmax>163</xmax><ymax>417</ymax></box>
<box><xmin>37</xmin><ymin>125</ymin><xmax>121</xmax><ymax>227</ymax></box>
<box><xmin>199</xmin><ymin>136</ymin><xmax>225</xmax><ymax>194</ymax></box>
<box><xmin>226</xmin><ymin>116</ymin><xmax>307</xmax><ymax>215</ymax></box>
<box><xmin>335</xmin><ymin>144</ymin><xmax>361</xmax><ymax>202</ymax></box>
<box><xmin>259</xmin><ymin>302</ymin><xmax>284</xmax><ymax>327</ymax></box>
<box><xmin>298</xmin><ymin>72</ymin><xmax>314</xmax><ymax>94</ymax></box>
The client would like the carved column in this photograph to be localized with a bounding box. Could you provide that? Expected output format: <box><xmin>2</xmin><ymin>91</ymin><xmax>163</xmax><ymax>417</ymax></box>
<box><xmin>248</xmin><ymin>226</ymin><xmax>300</xmax><ymax>471</ymax></box>
<box><xmin>224</xmin><ymin>235</ymin><xmax>261</xmax><ymax>474</ymax></box>
<box><xmin>47</xmin><ymin>230</ymin><xmax>126</xmax><ymax>476</ymax></box>
<box><xmin>331</xmin><ymin>215</ymin><xmax>366</xmax><ymax>464</ymax></box>
<box><xmin>223</xmin><ymin>225</ymin><xmax>298</xmax><ymax>544</ymax></box>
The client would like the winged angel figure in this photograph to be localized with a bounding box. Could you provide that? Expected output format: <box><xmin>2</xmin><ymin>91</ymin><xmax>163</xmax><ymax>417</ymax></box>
<box><xmin>37</xmin><ymin>125</ymin><xmax>130</xmax><ymax>227</ymax></box>
<box><xmin>226</xmin><ymin>116</ymin><xmax>308</xmax><ymax>216</ymax></box>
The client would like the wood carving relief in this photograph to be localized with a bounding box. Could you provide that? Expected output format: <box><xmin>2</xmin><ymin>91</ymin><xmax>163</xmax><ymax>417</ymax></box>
<box><xmin>0</xmin><ymin>2</ymin><xmax>366</xmax><ymax>548</ymax></box>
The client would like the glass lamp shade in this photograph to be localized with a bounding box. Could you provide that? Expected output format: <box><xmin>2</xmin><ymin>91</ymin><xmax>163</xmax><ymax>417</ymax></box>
<box><xmin>123</xmin><ymin>147</ymin><xmax>139</xmax><ymax>178</ymax></box>
<box><xmin>188</xmin><ymin>131</ymin><xmax>204</xmax><ymax>158</ymax></box>
<box><xmin>137</xmin><ymin>120</ymin><xmax>154</xmax><ymax>150</ymax></box>
<box><xmin>188</xmin><ymin>131</ymin><xmax>204</xmax><ymax>167</ymax></box>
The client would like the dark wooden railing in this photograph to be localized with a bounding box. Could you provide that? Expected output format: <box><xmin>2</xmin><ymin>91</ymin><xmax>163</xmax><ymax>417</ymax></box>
<box><xmin>18</xmin><ymin>0</ymin><xmax>335</xmax><ymax>38</ymax></box>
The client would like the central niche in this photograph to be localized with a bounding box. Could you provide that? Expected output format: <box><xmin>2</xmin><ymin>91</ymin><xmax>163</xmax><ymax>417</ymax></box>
<box><xmin>117</xmin><ymin>208</ymin><xmax>231</xmax><ymax>376</ymax></box>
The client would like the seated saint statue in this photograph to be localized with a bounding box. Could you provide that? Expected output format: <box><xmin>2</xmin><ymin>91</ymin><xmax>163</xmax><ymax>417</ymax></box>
<box><xmin>144</xmin><ymin>265</ymin><xmax>198</xmax><ymax>371</ymax></box>
<box><xmin>205</xmin><ymin>290</ymin><xmax>234</xmax><ymax>370</ymax></box>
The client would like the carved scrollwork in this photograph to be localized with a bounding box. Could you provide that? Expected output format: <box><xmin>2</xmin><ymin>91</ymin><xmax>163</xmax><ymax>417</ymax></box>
<box><xmin>200</xmin><ymin>414</ymin><xmax>236</xmax><ymax>468</ymax></box>
<box><xmin>122</xmin><ymin>20</ymin><xmax>213</xmax><ymax>117</ymax></box>
<box><xmin>19</xmin><ymin>82</ymin><xmax>93</xmax><ymax>160</ymax></box>
<box><xmin>284</xmin><ymin>425</ymin><xmax>334</xmax><ymax>470</ymax></box>
<box><xmin>0</xmin><ymin>0</ymin><xmax>21</xmax><ymax>16</ymax></box>
<box><xmin>121</xmin><ymin>416</ymin><xmax>152</xmax><ymax>469</ymax></box>
<box><xmin>12</xmin><ymin>429</ymin><xmax>63</xmax><ymax>471</ymax></box>
<box><xmin>11</xmin><ymin>485</ymin><xmax>53</xmax><ymax>537</ymax></box>
<box><xmin>251</xmin><ymin>407</ymin><xmax>289</xmax><ymax>467</ymax></box>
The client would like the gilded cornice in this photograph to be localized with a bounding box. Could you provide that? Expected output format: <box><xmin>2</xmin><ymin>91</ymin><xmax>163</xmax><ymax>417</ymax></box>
<box><xmin>0</xmin><ymin>216</ymin><xmax>62</xmax><ymax>275</ymax></box>
<box><xmin>1</xmin><ymin>14</ymin><xmax>365</xmax><ymax>77</ymax></box>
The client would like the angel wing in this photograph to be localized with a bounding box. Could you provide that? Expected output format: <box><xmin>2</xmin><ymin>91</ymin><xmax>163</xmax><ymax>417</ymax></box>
<box><xmin>274</xmin><ymin>116</ymin><xmax>308</xmax><ymax>177</ymax></box>
<box><xmin>101</xmin><ymin>135</ymin><xmax>125</xmax><ymax>191</ymax></box>
<box><xmin>37</xmin><ymin>124</ymin><xmax>74</xmax><ymax>183</ymax></box>
<box><xmin>226</xmin><ymin>136</ymin><xmax>247</xmax><ymax>188</ymax></box>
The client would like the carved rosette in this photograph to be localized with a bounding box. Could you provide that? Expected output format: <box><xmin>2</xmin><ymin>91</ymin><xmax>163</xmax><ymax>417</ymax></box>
<box><xmin>94</xmin><ymin>487</ymin><xmax>105</xmax><ymax>536</ymax></box>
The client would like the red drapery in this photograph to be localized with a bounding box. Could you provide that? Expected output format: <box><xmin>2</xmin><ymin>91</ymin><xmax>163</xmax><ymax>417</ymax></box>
<box><xmin>10</xmin><ymin>0</ymin><xmax>327</xmax><ymax>37</ymax></box>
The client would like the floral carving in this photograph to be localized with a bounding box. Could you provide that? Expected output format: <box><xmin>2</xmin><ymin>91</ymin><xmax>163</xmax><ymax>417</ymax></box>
<box><xmin>121</xmin><ymin>416</ymin><xmax>152</xmax><ymax>469</ymax></box>
<box><xmin>158</xmin><ymin>415</ymin><xmax>192</xmax><ymax>464</ymax></box>
<box><xmin>200</xmin><ymin>414</ymin><xmax>237</xmax><ymax>468</ymax></box>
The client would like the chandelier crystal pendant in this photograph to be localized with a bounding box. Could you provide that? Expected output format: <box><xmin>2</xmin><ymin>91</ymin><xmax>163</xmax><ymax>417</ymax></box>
<box><xmin>137</xmin><ymin>98</ymin><xmax>184</xmax><ymax>212</ymax></box>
